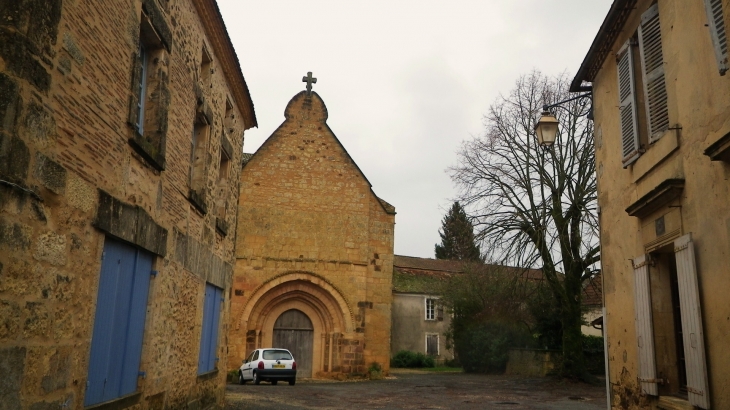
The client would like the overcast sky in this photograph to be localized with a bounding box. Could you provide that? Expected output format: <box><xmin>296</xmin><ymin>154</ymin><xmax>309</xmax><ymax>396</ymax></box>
<box><xmin>217</xmin><ymin>0</ymin><xmax>613</xmax><ymax>259</ymax></box>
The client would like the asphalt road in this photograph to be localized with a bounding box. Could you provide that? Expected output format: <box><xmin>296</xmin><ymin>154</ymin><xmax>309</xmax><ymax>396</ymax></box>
<box><xmin>225</xmin><ymin>370</ymin><xmax>607</xmax><ymax>410</ymax></box>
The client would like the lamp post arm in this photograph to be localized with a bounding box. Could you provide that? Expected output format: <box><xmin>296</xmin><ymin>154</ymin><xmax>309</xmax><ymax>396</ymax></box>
<box><xmin>542</xmin><ymin>92</ymin><xmax>593</xmax><ymax>112</ymax></box>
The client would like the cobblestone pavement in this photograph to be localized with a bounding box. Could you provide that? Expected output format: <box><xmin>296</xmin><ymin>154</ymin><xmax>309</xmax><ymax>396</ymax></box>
<box><xmin>225</xmin><ymin>370</ymin><xmax>607</xmax><ymax>409</ymax></box>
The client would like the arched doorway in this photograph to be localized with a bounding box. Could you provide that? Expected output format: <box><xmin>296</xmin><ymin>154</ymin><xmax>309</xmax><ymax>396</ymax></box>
<box><xmin>273</xmin><ymin>309</ymin><xmax>314</xmax><ymax>377</ymax></box>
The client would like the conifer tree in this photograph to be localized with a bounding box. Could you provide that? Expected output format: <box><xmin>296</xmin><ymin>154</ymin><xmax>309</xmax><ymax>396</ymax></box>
<box><xmin>434</xmin><ymin>202</ymin><xmax>482</xmax><ymax>261</ymax></box>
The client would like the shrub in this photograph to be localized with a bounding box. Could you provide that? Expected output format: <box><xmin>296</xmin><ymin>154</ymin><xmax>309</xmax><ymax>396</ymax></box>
<box><xmin>390</xmin><ymin>350</ymin><xmax>436</xmax><ymax>368</ymax></box>
<box><xmin>368</xmin><ymin>361</ymin><xmax>384</xmax><ymax>380</ymax></box>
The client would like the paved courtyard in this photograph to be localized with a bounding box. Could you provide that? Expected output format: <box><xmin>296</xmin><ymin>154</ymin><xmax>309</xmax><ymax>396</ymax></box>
<box><xmin>225</xmin><ymin>370</ymin><xmax>607</xmax><ymax>409</ymax></box>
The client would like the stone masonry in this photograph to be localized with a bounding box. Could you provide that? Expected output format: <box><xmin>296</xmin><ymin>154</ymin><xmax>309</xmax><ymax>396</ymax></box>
<box><xmin>0</xmin><ymin>0</ymin><xmax>255</xmax><ymax>409</ymax></box>
<box><xmin>229</xmin><ymin>90</ymin><xmax>396</xmax><ymax>377</ymax></box>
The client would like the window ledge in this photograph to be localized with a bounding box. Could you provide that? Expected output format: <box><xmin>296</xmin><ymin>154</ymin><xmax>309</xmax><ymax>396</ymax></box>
<box><xmin>85</xmin><ymin>391</ymin><xmax>141</xmax><ymax>410</ymax></box>
<box><xmin>656</xmin><ymin>395</ymin><xmax>693</xmax><ymax>410</ymax></box>
<box><xmin>704</xmin><ymin>130</ymin><xmax>730</xmax><ymax>162</ymax></box>
<box><xmin>129</xmin><ymin>133</ymin><xmax>165</xmax><ymax>171</ymax></box>
<box><xmin>632</xmin><ymin>130</ymin><xmax>678</xmax><ymax>183</ymax></box>
<box><xmin>215</xmin><ymin>217</ymin><xmax>229</xmax><ymax>236</ymax></box>
<box><xmin>188</xmin><ymin>188</ymin><xmax>208</xmax><ymax>214</ymax></box>
<box><xmin>625</xmin><ymin>178</ymin><xmax>684</xmax><ymax>218</ymax></box>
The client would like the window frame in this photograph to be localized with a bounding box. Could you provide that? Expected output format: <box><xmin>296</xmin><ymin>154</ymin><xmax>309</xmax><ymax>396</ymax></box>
<box><xmin>425</xmin><ymin>298</ymin><xmax>437</xmax><ymax>321</ymax></box>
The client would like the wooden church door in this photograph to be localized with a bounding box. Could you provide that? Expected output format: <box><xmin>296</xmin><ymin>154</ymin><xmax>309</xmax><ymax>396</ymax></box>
<box><xmin>273</xmin><ymin>309</ymin><xmax>314</xmax><ymax>377</ymax></box>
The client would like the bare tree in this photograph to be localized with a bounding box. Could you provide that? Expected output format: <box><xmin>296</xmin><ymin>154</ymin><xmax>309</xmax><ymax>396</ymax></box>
<box><xmin>449</xmin><ymin>71</ymin><xmax>599</xmax><ymax>379</ymax></box>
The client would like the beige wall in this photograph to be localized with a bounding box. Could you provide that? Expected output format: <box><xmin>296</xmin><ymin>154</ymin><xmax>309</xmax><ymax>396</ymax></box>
<box><xmin>0</xmin><ymin>0</ymin><xmax>251</xmax><ymax>408</ymax></box>
<box><xmin>229</xmin><ymin>91</ymin><xmax>395</xmax><ymax>376</ymax></box>
<box><xmin>391</xmin><ymin>293</ymin><xmax>454</xmax><ymax>362</ymax></box>
<box><xmin>590</xmin><ymin>0</ymin><xmax>730</xmax><ymax>407</ymax></box>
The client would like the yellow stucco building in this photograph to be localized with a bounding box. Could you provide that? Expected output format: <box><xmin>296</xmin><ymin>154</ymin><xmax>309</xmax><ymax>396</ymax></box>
<box><xmin>228</xmin><ymin>85</ymin><xmax>396</xmax><ymax>378</ymax></box>
<box><xmin>572</xmin><ymin>0</ymin><xmax>730</xmax><ymax>408</ymax></box>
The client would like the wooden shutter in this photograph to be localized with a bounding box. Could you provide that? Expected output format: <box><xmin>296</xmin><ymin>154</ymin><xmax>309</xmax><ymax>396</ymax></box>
<box><xmin>426</xmin><ymin>334</ymin><xmax>439</xmax><ymax>356</ymax></box>
<box><xmin>632</xmin><ymin>254</ymin><xmax>658</xmax><ymax>396</ymax></box>
<box><xmin>617</xmin><ymin>40</ymin><xmax>641</xmax><ymax>167</ymax></box>
<box><xmin>198</xmin><ymin>283</ymin><xmax>223</xmax><ymax>374</ymax></box>
<box><xmin>85</xmin><ymin>238</ymin><xmax>152</xmax><ymax>407</ymax></box>
<box><xmin>705</xmin><ymin>0</ymin><xmax>729</xmax><ymax>75</ymax></box>
<box><xmin>674</xmin><ymin>234</ymin><xmax>710</xmax><ymax>409</ymax></box>
<box><xmin>638</xmin><ymin>4</ymin><xmax>670</xmax><ymax>142</ymax></box>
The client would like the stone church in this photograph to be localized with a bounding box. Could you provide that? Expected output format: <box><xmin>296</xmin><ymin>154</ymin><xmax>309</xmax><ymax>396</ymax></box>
<box><xmin>228</xmin><ymin>78</ymin><xmax>396</xmax><ymax>377</ymax></box>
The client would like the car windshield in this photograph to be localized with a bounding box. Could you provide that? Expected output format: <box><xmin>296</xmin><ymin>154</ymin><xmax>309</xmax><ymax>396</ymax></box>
<box><xmin>263</xmin><ymin>350</ymin><xmax>292</xmax><ymax>360</ymax></box>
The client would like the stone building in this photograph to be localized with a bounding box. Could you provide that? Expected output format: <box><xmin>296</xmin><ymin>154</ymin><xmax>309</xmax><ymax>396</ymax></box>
<box><xmin>0</xmin><ymin>0</ymin><xmax>255</xmax><ymax>409</ymax></box>
<box><xmin>571</xmin><ymin>0</ymin><xmax>730</xmax><ymax>408</ymax></box>
<box><xmin>229</xmin><ymin>83</ymin><xmax>396</xmax><ymax>378</ymax></box>
<box><xmin>391</xmin><ymin>255</ymin><xmax>458</xmax><ymax>364</ymax></box>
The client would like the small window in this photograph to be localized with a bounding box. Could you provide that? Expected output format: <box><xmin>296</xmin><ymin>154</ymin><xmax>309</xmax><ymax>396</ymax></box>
<box><xmin>127</xmin><ymin>3</ymin><xmax>171</xmax><ymax>171</ymax></box>
<box><xmin>215</xmin><ymin>149</ymin><xmax>230</xmax><ymax>219</ymax></box>
<box><xmin>425</xmin><ymin>298</ymin><xmax>436</xmax><ymax>320</ymax></box>
<box><xmin>252</xmin><ymin>350</ymin><xmax>259</xmax><ymax>361</ymax></box>
<box><xmin>201</xmin><ymin>45</ymin><xmax>212</xmax><ymax>86</ymax></box>
<box><xmin>224</xmin><ymin>98</ymin><xmax>235</xmax><ymax>135</ymax></box>
<box><xmin>198</xmin><ymin>283</ymin><xmax>223</xmax><ymax>374</ymax></box>
<box><xmin>189</xmin><ymin>111</ymin><xmax>210</xmax><ymax>213</ymax></box>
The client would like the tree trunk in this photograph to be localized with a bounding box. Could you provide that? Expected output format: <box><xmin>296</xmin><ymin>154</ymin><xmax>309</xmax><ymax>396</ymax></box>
<box><xmin>560</xmin><ymin>296</ymin><xmax>586</xmax><ymax>378</ymax></box>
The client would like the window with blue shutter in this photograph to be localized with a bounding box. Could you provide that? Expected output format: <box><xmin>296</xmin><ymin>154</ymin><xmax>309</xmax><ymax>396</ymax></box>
<box><xmin>198</xmin><ymin>283</ymin><xmax>223</xmax><ymax>374</ymax></box>
<box><xmin>85</xmin><ymin>237</ymin><xmax>153</xmax><ymax>407</ymax></box>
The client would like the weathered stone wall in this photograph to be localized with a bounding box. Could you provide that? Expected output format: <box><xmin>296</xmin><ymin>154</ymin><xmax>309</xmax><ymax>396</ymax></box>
<box><xmin>391</xmin><ymin>293</ymin><xmax>454</xmax><ymax>362</ymax></box>
<box><xmin>0</xmin><ymin>0</ymin><xmax>253</xmax><ymax>408</ymax></box>
<box><xmin>229</xmin><ymin>91</ymin><xmax>396</xmax><ymax>376</ymax></box>
<box><xmin>590</xmin><ymin>0</ymin><xmax>730</xmax><ymax>408</ymax></box>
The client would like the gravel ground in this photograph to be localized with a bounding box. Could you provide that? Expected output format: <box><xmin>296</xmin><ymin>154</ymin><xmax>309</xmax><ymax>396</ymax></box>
<box><xmin>225</xmin><ymin>370</ymin><xmax>607</xmax><ymax>410</ymax></box>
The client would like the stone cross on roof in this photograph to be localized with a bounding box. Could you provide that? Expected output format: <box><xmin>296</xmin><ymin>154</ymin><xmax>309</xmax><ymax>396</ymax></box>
<box><xmin>302</xmin><ymin>71</ymin><xmax>317</xmax><ymax>95</ymax></box>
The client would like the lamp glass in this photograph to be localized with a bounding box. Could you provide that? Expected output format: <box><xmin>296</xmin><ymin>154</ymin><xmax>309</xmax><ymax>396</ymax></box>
<box><xmin>535</xmin><ymin>112</ymin><xmax>559</xmax><ymax>146</ymax></box>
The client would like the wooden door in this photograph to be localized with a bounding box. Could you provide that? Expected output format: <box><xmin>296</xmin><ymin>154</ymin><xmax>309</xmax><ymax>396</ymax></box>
<box><xmin>273</xmin><ymin>309</ymin><xmax>314</xmax><ymax>377</ymax></box>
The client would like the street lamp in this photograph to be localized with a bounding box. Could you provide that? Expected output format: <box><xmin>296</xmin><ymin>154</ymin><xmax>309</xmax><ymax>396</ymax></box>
<box><xmin>534</xmin><ymin>92</ymin><xmax>593</xmax><ymax>147</ymax></box>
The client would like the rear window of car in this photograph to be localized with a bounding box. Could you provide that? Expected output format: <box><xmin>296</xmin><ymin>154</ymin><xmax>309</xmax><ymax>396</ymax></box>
<box><xmin>263</xmin><ymin>350</ymin><xmax>293</xmax><ymax>360</ymax></box>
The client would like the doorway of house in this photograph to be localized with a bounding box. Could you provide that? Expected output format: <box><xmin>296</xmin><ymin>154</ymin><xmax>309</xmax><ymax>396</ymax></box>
<box><xmin>273</xmin><ymin>309</ymin><xmax>314</xmax><ymax>377</ymax></box>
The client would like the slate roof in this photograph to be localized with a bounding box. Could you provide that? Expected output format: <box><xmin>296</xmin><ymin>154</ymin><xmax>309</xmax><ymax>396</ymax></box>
<box><xmin>241</xmin><ymin>152</ymin><xmax>254</xmax><ymax>166</ymax></box>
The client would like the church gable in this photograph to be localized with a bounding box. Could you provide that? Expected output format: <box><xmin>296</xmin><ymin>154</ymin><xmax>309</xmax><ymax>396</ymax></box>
<box><xmin>241</xmin><ymin>91</ymin><xmax>393</xmax><ymax>217</ymax></box>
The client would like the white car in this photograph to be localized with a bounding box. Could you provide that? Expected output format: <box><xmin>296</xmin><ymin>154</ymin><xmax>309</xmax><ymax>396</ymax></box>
<box><xmin>239</xmin><ymin>348</ymin><xmax>297</xmax><ymax>385</ymax></box>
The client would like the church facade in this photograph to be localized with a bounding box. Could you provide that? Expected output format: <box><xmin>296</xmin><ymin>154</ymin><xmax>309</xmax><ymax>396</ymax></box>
<box><xmin>229</xmin><ymin>85</ymin><xmax>396</xmax><ymax>377</ymax></box>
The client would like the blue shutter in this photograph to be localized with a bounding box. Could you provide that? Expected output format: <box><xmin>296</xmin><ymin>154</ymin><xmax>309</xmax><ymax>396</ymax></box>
<box><xmin>198</xmin><ymin>283</ymin><xmax>223</xmax><ymax>373</ymax></box>
<box><xmin>85</xmin><ymin>238</ymin><xmax>152</xmax><ymax>407</ymax></box>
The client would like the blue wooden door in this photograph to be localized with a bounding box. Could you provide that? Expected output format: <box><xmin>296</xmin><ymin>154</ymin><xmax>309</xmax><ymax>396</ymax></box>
<box><xmin>85</xmin><ymin>237</ymin><xmax>153</xmax><ymax>406</ymax></box>
<box><xmin>198</xmin><ymin>283</ymin><xmax>223</xmax><ymax>373</ymax></box>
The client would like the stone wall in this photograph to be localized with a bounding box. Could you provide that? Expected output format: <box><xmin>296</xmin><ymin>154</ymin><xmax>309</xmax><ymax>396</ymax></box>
<box><xmin>229</xmin><ymin>91</ymin><xmax>395</xmax><ymax>376</ymax></box>
<box><xmin>589</xmin><ymin>0</ymin><xmax>730</xmax><ymax>408</ymax></box>
<box><xmin>0</xmin><ymin>0</ymin><xmax>254</xmax><ymax>408</ymax></box>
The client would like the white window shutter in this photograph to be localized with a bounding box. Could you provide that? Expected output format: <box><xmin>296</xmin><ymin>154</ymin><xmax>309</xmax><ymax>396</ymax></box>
<box><xmin>638</xmin><ymin>4</ymin><xmax>670</xmax><ymax>142</ymax></box>
<box><xmin>674</xmin><ymin>234</ymin><xmax>710</xmax><ymax>409</ymax></box>
<box><xmin>705</xmin><ymin>0</ymin><xmax>729</xmax><ymax>75</ymax></box>
<box><xmin>617</xmin><ymin>40</ymin><xmax>641</xmax><ymax>167</ymax></box>
<box><xmin>633</xmin><ymin>254</ymin><xmax>658</xmax><ymax>396</ymax></box>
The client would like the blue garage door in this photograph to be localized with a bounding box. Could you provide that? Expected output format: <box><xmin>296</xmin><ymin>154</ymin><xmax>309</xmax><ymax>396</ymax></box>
<box><xmin>85</xmin><ymin>237</ymin><xmax>153</xmax><ymax>407</ymax></box>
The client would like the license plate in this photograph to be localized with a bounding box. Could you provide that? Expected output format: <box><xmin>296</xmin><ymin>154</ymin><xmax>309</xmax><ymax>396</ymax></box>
<box><xmin>272</xmin><ymin>364</ymin><xmax>285</xmax><ymax>369</ymax></box>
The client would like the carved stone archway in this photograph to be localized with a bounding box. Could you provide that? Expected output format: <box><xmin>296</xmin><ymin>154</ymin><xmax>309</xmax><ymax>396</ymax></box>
<box><xmin>239</xmin><ymin>272</ymin><xmax>355</xmax><ymax>376</ymax></box>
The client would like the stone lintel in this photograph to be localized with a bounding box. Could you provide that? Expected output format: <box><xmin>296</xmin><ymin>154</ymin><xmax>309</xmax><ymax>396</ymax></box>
<box><xmin>93</xmin><ymin>189</ymin><xmax>167</xmax><ymax>256</ymax></box>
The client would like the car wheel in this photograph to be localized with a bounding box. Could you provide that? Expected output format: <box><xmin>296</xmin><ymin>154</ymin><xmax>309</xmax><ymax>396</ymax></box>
<box><xmin>271</xmin><ymin>380</ymin><xmax>278</xmax><ymax>385</ymax></box>
<box><xmin>238</xmin><ymin>371</ymin><xmax>246</xmax><ymax>385</ymax></box>
<box><xmin>253</xmin><ymin>371</ymin><xmax>261</xmax><ymax>385</ymax></box>
<box><xmin>288</xmin><ymin>378</ymin><xmax>296</xmax><ymax>386</ymax></box>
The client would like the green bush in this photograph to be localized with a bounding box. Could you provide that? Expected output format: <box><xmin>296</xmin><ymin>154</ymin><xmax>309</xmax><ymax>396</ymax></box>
<box><xmin>453</xmin><ymin>321</ymin><xmax>532</xmax><ymax>373</ymax></box>
<box><xmin>390</xmin><ymin>350</ymin><xmax>435</xmax><ymax>368</ymax></box>
<box><xmin>582</xmin><ymin>335</ymin><xmax>605</xmax><ymax>375</ymax></box>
